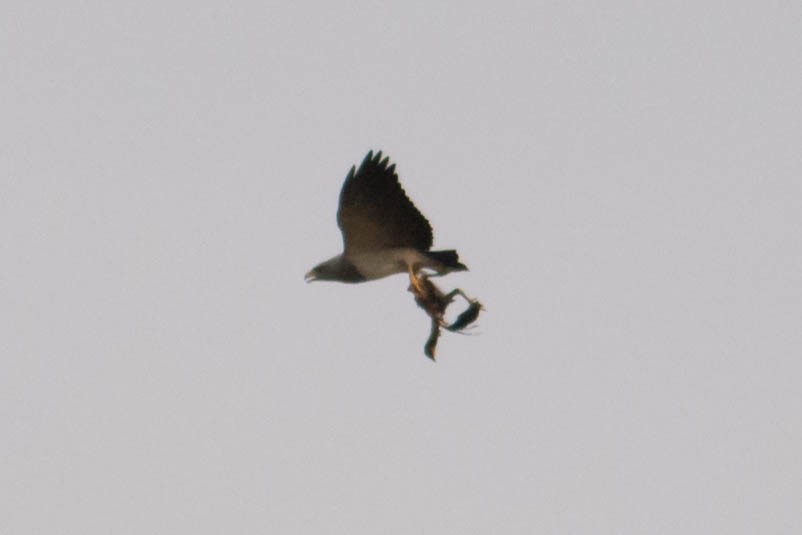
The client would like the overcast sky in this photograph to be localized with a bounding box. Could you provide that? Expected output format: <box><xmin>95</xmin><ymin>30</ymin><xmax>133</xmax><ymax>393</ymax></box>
<box><xmin>2</xmin><ymin>1</ymin><xmax>801</xmax><ymax>533</ymax></box>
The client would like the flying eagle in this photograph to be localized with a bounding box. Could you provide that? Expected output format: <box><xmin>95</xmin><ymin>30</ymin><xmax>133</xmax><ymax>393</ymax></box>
<box><xmin>305</xmin><ymin>151</ymin><xmax>467</xmax><ymax>286</ymax></box>
<box><xmin>305</xmin><ymin>150</ymin><xmax>480</xmax><ymax>359</ymax></box>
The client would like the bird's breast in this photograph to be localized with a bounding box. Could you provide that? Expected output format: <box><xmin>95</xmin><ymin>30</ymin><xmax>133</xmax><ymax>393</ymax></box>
<box><xmin>347</xmin><ymin>248</ymin><xmax>427</xmax><ymax>281</ymax></box>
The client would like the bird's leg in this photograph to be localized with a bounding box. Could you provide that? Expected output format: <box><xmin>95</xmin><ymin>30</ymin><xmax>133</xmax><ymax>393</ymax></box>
<box><xmin>408</xmin><ymin>263</ymin><xmax>426</xmax><ymax>295</ymax></box>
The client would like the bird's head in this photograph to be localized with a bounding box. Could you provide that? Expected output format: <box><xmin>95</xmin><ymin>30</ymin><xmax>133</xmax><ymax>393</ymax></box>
<box><xmin>305</xmin><ymin>255</ymin><xmax>365</xmax><ymax>283</ymax></box>
<box><xmin>305</xmin><ymin>255</ymin><xmax>344</xmax><ymax>283</ymax></box>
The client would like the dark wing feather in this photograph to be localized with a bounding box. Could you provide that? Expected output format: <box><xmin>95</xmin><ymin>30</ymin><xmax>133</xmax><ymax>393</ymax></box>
<box><xmin>337</xmin><ymin>151</ymin><xmax>433</xmax><ymax>253</ymax></box>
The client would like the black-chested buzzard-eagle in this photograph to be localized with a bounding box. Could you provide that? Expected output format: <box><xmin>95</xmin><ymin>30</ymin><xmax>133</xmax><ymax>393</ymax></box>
<box><xmin>305</xmin><ymin>151</ymin><xmax>467</xmax><ymax>285</ymax></box>
<box><xmin>305</xmin><ymin>151</ymin><xmax>480</xmax><ymax>360</ymax></box>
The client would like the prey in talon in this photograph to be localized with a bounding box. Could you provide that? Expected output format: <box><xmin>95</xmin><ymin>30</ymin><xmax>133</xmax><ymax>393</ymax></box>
<box><xmin>408</xmin><ymin>271</ymin><xmax>484</xmax><ymax>359</ymax></box>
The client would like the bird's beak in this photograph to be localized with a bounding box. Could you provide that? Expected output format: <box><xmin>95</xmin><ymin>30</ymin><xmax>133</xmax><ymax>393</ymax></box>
<box><xmin>304</xmin><ymin>270</ymin><xmax>317</xmax><ymax>283</ymax></box>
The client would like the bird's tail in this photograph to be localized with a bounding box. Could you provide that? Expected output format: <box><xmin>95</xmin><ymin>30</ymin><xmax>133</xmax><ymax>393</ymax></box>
<box><xmin>427</xmin><ymin>250</ymin><xmax>468</xmax><ymax>272</ymax></box>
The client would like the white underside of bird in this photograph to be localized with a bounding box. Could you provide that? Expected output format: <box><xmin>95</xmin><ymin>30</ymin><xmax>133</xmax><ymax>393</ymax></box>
<box><xmin>346</xmin><ymin>247</ymin><xmax>439</xmax><ymax>281</ymax></box>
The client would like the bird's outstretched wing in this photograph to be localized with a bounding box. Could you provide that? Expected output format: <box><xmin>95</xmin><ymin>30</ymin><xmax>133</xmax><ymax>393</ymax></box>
<box><xmin>337</xmin><ymin>151</ymin><xmax>433</xmax><ymax>254</ymax></box>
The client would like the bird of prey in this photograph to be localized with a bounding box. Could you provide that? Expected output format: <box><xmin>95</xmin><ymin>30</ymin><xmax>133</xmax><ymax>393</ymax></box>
<box><xmin>305</xmin><ymin>151</ymin><xmax>467</xmax><ymax>288</ymax></box>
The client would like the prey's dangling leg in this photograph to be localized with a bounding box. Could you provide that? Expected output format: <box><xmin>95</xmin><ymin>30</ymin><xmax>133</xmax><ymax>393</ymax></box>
<box><xmin>443</xmin><ymin>288</ymin><xmax>473</xmax><ymax>304</ymax></box>
<box><xmin>442</xmin><ymin>288</ymin><xmax>484</xmax><ymax>332</ymax></box>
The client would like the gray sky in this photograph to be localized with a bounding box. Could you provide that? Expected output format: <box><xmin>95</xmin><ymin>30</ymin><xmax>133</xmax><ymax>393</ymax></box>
<box><xmin>3</xmin><ymin>1</ymin><xmax>801</xmax><ymax>533</ymax></box>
